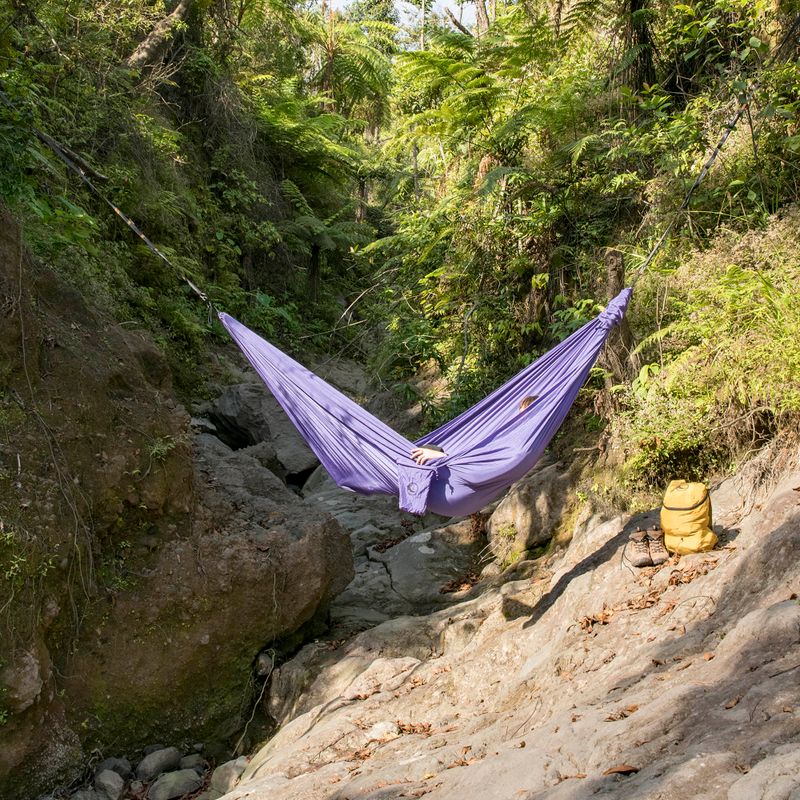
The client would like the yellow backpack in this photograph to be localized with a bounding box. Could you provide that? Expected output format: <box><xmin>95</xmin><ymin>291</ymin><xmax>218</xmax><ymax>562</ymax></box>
<box><xmin>660</xmin><ymin>480</ymin><xmax>717</xmax><ymax>555</ymax></box>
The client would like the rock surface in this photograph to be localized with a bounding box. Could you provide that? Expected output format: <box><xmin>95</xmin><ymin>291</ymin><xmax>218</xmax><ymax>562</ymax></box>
<box><xmin>223</xmin><ymin>463</ymin><xmax>800</xmax><ymax>800</ymax></box>
<box><xmin>95</xmin><ymin>758</ymin><xmax>132</xmax><ymax>780</ymax></box>
<box><xmin>61</xmin><ymin>434</ymin><xmax>354</xmax><ymax>749</ymax></box>
<box><xmin>210</xmin><ymin>756</ymin><xmax>249</xmax><ymax>795</ymax></box>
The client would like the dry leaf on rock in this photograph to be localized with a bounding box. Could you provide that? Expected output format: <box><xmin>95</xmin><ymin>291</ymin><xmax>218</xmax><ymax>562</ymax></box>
<box><xmin>397</xmin><ymin>721</ymin><xmax>433</xmax><ymax>736</ymax></box>
<box><xmin>602</xmin><ymin>764</ymin><xmax>640</xmax><ymax>776</ymax></box>
<box><xmin>578</xmin><ymin>606</ymin><xmax>614</xmax><ymax>633</ymax></box>
<box><xmin>604</xmin><ymin>704</ymin><xmax>639</xmax><ymax>721</ymax></box>
<box><xmin>624</xmin><ymin>590</ymin><xmax>662</xmax><ymax>611</ymax></box>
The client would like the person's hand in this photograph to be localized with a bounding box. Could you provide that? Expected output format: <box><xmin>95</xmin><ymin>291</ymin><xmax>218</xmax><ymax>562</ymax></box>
<box><xmin>410</xmin><ymin>447</ymin><xmax>447</xmax><ymax>465</ymax></box>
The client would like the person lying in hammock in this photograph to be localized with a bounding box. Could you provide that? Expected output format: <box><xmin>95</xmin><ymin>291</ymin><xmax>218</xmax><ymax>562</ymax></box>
<box><xmin>410</xmin><ymin>395</ymin><xmax>540</xmax><ymax>465</ymax></box>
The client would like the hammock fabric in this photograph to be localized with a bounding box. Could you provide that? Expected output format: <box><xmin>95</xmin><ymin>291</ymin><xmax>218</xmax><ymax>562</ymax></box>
<box><xmin>219</xmin><ymin>288</ymin><xmax>631</xmax><ymax>517</ymax></box>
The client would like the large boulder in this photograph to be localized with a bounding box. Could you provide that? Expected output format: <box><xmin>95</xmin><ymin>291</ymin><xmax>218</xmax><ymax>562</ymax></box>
<box><xmin>61</xmin><ymin>433</ymin><xmax>353</xmax><ymax>751</ymax></box>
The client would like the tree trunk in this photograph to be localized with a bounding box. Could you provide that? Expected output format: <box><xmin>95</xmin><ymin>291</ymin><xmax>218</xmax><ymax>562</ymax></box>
<box><xmin>126</xmin><ymin>0</ymin><xmax>194</xmax><ymax>69</ymax></box>
<box><xmin>355</xmin><ymin>177</ymin><xmax>368</xmax><ymax>222</ymax></box>
<box><xmin>622</xmin><ymin>0</ymin><xmax>655</xmax><ymax>90</ymax></box>
<box><xmin>445</xmin><ymin>7</ymin><xmax>473</xmax><ymax>36</ymax></box>
<box><xmin>602</xmin><ymin>249</ymin><xmax>638</xmax><ymax>384</ymax></box>
<box><xmin>474</xmin><ymin>0</ymin><xmax>490</xmax><ymax>35</ymax></box>
<box><xmin>412</xmin><ymin>143</ymin><xmax>420</xmax><ymax>200</ymax></box>
<box><xmin>308</xmin><ymin>243</ymin><xmax>321</xmax><ymax>301</ymax></box>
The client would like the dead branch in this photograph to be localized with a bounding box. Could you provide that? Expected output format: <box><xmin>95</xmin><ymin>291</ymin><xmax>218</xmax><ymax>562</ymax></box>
<box><xmin>445</xmin><ymin>8</ymin><xmax>473</xmax><ymax>36</ymax></box>
<box><xmin>125</xmin><ymin>0</ymin><xmax>194</xmax><ymax>70</ymax></box>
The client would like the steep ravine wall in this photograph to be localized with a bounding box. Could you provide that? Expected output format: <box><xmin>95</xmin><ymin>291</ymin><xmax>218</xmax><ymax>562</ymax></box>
<box><xmin>0</xmin><ymin>209</ymin><xmax>354</xmax><ymax>798</ymax></box>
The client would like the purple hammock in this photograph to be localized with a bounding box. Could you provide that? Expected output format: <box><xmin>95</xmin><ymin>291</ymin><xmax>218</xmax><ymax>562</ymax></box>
<box><xmin>219</xmin><ymin>288</ymin><xmax>631</xmax><ymax>517</ymax></box>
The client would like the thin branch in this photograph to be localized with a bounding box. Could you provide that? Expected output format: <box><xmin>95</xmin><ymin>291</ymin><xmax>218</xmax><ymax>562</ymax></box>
<box><xmin>445</xmin><ymin>7</ymin><xmax>473</xmax><ymax>36</ymax></box>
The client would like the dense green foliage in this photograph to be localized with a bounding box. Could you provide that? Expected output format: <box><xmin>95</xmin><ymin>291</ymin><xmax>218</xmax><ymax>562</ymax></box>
<box><xmin>1</xmin><ymin>0</ymin><xmax>799</xmax><ymax>489</ymax></box>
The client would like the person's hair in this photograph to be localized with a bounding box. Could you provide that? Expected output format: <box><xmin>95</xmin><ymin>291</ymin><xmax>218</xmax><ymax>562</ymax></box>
<box><xmin>425</xmin><ymin>444</ymin><xmax>444</xmax><ymax>452</ymax></box>
<box><xmin>518</xmin><ymin>395</ymin><xmax>539</xmax><ymax>411</ymax></box>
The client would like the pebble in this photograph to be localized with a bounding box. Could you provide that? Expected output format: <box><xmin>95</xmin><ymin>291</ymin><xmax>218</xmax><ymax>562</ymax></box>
<box><xmin>136</xmin><ymin>747</ymin><xmax>181</xmax><ymax>781</ymax></box>
<box><xmin>94</xmin><ymin>769</ymin><xmax>124</xmax><ymax>800</ymax></box>
<box><xmin>179</xmin><ymin>753</ymin><xmax>207</xmax><ymax>773</ymax></box>
<box><xmin>147</xmin><ymin>769</ymin><xmax>203</xmax><ymax>800</ymax></box>
<box><xmin>95</xmin><ymin>757</ymin><xmax>132</xmax><ymax>780</ymax></box>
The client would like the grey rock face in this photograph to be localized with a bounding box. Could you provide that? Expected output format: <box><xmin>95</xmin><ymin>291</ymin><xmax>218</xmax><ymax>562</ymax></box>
<box><xmin>93</xmin><ymin>769</ymin><xmax>124</xmax><ymax>800</ymax></box>
<box><xmin>60</xmin><ymin>433</ymin><xmax>353</xmax><ymax>750</ymax></box>
<box><xmin>71</xmin><ymin>791</ymin><xmax>100</xmax><ymax>800</ymax></box>
<box><xmin>210</xmin><ymin>383</ymin><xmax>317</xmax><ymax>475</ymax></box>
<box><xmin>147</xmin><ymin>769</ymin><xmax>203</xmax><ymax>800</ymax></box>
<box><xmin>135</xmin><ymin>747</ymin><xmax>181</xmax><ymax>781</ymax></box>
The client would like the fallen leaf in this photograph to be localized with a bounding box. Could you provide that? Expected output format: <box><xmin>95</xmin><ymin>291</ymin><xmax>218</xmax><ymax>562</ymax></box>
<box><xmin>725</xmin><ymin>695</ymin><xmax>742</xmax><ymax>709</ymax></box>
<box><xmin>782</xmin><ymin>706</ymin><xmax>793</xmax><ymax>713</ymax></box>
<box><xmin>625</xmin><ymin>590</ymin><xmax>661</xmax><ymax>611</ymax></box>
<box><xmin>563</xmin><ymin>773</ymin><xmax>587</xmax><ymax>780</ymax></box>
<box><xmin>602</xmin><ymin>764</ymin><xmax>640</xmax><ymax>776</ymax></box>
<box><xmin>397</xmin><ymin>721</ymin><xmax>432</xmax><ymax>736</ymax></box>
<box><xmin>604</xmin><ymin>703</ymin><xmax>639</xmax><ymax>721</ymax></box>
<box><xmin>577</xmin><ymin>605</ymin><xmax>614</xmax><ymax>633</ymax></box>
<box><xmin>703</xmin><ymin>652</ymin><xmax>715</xmax><ymax>661</ymax></box>
<box><xmin>440</xmin><ymin>571</ymin><xmax>479</xmax><ymax>594</ymax></box>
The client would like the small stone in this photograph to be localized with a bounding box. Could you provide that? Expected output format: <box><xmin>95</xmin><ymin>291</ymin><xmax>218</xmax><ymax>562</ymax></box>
<box><xmin>136</xmin><ymin>747</ymin><xmax>181</xmax><ymax>781</ymax></box>
<box><xmin>129</xmin><ymin>780</ymin><xmax>144</xmax><ymax>798</ymax></box>
<box><xmin>179</xmin><ymin>754</ymin><xmax>207</xmax><ymax>773</ymax></box>
<box><xmin>95</xmin><ymin>769</ymin><xmax>124</xmax><ymax>800</ymax></box>
<box><xmin>209</xmin><ymin>757</ymin><xmax>249</xmax><ymax>794</ymax></box>
<box><xmin>142</xmin><ymin>743</ymin><xmax>166</xmax><ymax>756</ymax></box>
<box><xmin>147</xmin><ymin>769</ymin><xmax>203</xmax><ymax>800</ymax></box>
<box><xmin>95</xmin><ymin>758</ymin><xmax>132</xmax><ymax>780</ymax></box>
<box><xmin>192</xmin><ymin>743</ymin><xmax>204</xmax><ymax>753</ymax></box>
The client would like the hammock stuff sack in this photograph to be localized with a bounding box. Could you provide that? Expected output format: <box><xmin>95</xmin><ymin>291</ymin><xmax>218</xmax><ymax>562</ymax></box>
<box><xmin>219</xmin><ymin>288</ymin><xmax>631</xmax><ymax>517</ymax></box>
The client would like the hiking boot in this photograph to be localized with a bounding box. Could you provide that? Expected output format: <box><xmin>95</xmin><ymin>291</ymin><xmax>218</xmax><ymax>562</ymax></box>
<box><xmin>646</xmin><ymin>526</ymin><xmax>670</xmax><ymax>565</ymax></box>
<box><xmin>628</xmin><ymin>528</ymin><xmax>653</xmax><ymax>568</ymax></box>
